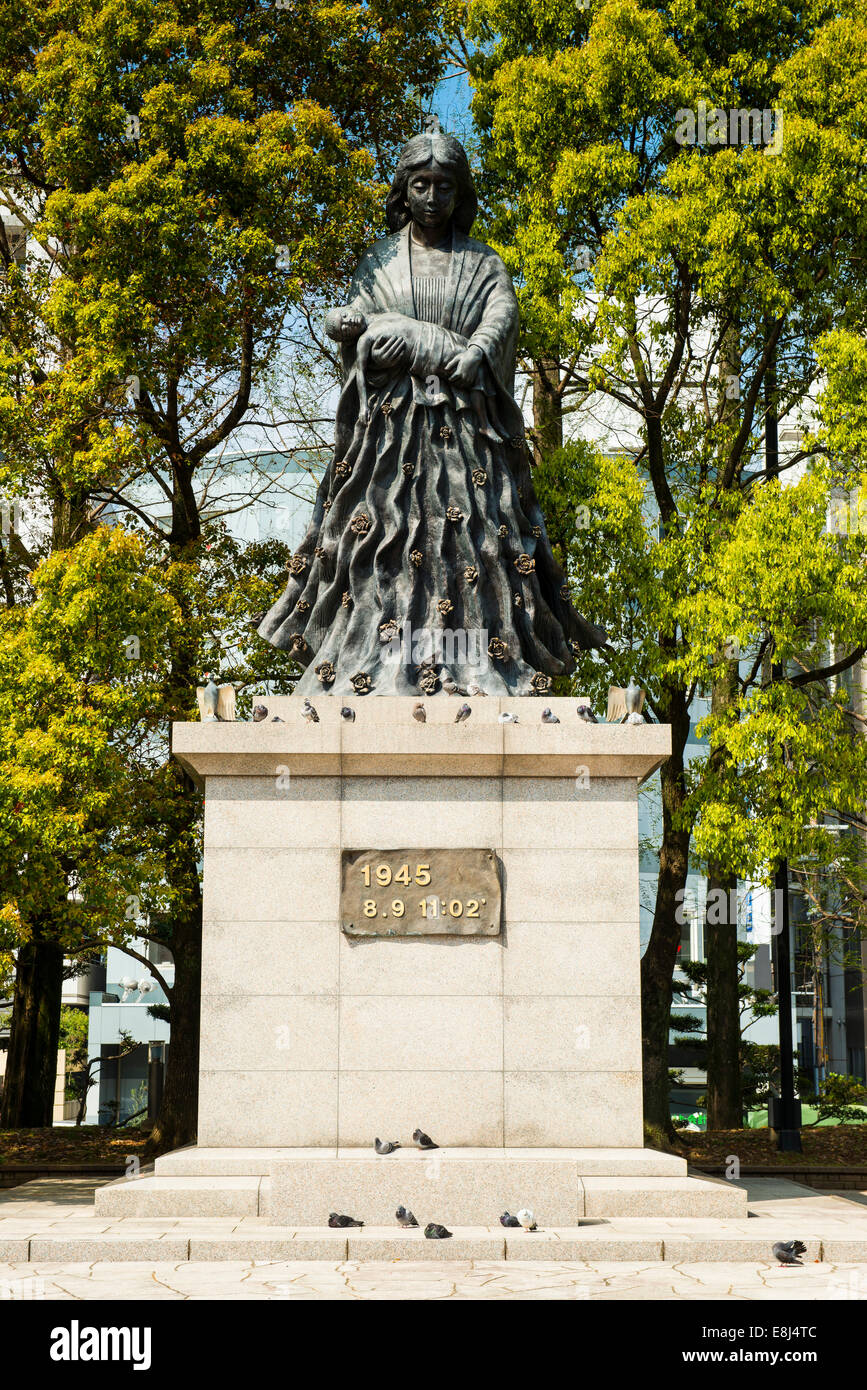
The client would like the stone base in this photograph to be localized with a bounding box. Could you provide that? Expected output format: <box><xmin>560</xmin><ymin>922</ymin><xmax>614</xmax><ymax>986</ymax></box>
<box><xmin>93</xmin><ymin>1147</ymin><xmax>748</xmax><ymax>1224</ymax></box>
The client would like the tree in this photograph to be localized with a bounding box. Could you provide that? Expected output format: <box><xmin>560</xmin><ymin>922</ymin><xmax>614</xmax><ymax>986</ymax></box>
<box><xmin>467</xmin><ymin>0</ymin><xmax>867</xmax><ymax>1139</ymax></box>
<box><xmin>0</xmin><ymin>527</ymin><xmax>177</xmax><ymax>1126</ymax></box>
<box><xmin>0</xmin><ymin>0</ymin><xmax>454</xmax><ymax>1142</ymax></box>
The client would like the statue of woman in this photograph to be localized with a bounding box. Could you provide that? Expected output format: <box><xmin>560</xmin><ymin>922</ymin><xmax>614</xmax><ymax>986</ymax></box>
<box><xmin>258</xmin><ymin>132</ymin><xmax>605</xmax><ymax>696</ymax></box>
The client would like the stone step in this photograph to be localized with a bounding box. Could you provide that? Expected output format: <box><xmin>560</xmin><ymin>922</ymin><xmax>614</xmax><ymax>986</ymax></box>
<box><xmin>94</xmin><ymin>1175</ymin><xmax>265</xmax><ymax>1218</ymax></box>
<box><xmin>14</xmin><ymin>1226</ymin><xmax>865</xmax><ymax>1262</ymax></box>
<box><xmin>583</xmin><ymin>1175</ymin><xmax>748</xmax><ymax>1219</ymax></box>
<box><xmin>97</xmin><ymin>1155</ymin><xmax>738</xmax><ymax>1224</ymax></box>
<box><xmin>154</xmin><ymin>1146</ymin><xmax>688</xmax><ymax>1178</ymax></box>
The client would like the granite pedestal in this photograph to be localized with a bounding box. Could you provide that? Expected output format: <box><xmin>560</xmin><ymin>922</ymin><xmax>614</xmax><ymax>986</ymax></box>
<box><xmin>95</xmin><ymin>699</ymin><xmax>747</xmax><ymax>1227</ymax></box>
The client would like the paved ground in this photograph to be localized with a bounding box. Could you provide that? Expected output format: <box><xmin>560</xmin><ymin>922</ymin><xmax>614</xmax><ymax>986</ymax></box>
<box><xmin>2</xmin><ymin>1257</ymin><xmax>867</xmax><ymax>1299</ymax></box>
<box><xmin>1</xmin><ymin>1176</ymin><xmax>867</xmax><ymax>1298</ymax></box>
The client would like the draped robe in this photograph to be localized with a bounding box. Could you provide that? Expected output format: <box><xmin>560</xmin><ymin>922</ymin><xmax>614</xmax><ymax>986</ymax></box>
<box><xmin>258</xmin><ymin>223</ymin><xmax>606</xmax><ymax>696</ymax></box>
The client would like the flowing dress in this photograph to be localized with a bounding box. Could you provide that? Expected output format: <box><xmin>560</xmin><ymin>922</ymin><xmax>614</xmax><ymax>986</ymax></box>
<box><xmin>258</xmin><ymin>223</ymin><xmax>605</xmax><ymax>695</ymax></box>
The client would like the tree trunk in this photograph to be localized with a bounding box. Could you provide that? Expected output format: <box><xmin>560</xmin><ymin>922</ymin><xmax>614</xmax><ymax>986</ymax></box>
<box><xmin>149</xmin><ymin>757</ymin><xmax>203</xmax><ymax>1152</ymax></box>
<box><xmin>640</xmin><ymin>688</ymin><xmax>691</xmax><ymax>1147</ymax></box>
<box><xmin>1</xmin><ymin>932</ymin><xmax>64</xmax><ymax>1127</ymax></box>
<box><xmin>531</xmin><ymin>357</ymin><xmax>563</xmax><ymax>456</ymax></box>
<box><xmin>705</xmin><ymin>863</ymin><xmax>741</xmax><ymax>1127</ymax></box>
<box><xmin>704</xmin><ymin>646</ymin><xmax>742</xmax><ymax>1127</ymax></box>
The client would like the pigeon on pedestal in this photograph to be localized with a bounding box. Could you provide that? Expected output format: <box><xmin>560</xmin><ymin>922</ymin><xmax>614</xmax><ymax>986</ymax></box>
<box><xmin>374</xmin><ymin>1137</ymin><xmax>400</xmax><ymax>1155</ymax></box>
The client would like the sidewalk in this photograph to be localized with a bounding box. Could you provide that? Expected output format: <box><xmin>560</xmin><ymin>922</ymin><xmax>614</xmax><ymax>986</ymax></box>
<box><xmin>1</xmin><ymin>1175</ymin><xmax>867</xmax><ymax>1297</ymax></box>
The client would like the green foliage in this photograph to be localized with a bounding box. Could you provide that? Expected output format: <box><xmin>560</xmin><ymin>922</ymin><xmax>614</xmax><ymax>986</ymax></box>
<box><xmin>800</xmin><ymin>1071</ymin><xmax>867</xmax><ymax>1126</ymax></box>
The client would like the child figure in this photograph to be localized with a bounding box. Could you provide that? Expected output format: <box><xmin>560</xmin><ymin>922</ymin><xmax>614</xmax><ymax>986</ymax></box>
<box><xmin>325</xmin><ymin>305</ymin><xmax>505</xmax><ymax>437</ymax></box>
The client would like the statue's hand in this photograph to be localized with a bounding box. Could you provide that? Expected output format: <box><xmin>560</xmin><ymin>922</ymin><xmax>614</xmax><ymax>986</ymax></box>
<box><xmin>444</xmin><ymin>344</ymin><xmax>484</xmax><ymax>388</ymax></box>
<box><xmin>370</xmin><ymin>334</ymin><xmax>408</xmax><ymax>369</ymax></box>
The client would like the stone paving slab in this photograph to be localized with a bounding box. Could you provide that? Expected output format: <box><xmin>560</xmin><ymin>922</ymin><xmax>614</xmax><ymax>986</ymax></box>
<box><xmin>1</xmin><ymin>1258</ymin><xmax>866</xmax><ymax>1300</ymax></box>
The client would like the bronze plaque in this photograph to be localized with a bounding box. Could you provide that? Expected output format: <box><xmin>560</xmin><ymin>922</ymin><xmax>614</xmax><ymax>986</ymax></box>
<box><xmin>341</xmin><ymin>849</ymin><xmax>502</xmax><ymax>936</ymax></box>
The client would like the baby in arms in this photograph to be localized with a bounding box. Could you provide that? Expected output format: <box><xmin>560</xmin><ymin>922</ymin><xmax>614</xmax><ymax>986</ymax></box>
<box><xmin>325</xmin><ymin>305</ymin><xmax>501</xmax><ymax>435</ymax></box>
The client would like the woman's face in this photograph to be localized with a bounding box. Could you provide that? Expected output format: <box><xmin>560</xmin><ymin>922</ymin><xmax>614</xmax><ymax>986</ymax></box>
<box><xmin>406</xmin><ymin>161</ymin><xmax>458</xmax><ymax>232</ymax></box>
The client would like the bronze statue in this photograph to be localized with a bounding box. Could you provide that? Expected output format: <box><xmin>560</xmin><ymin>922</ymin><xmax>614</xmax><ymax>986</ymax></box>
<box><xmin>258</xmin><ymin>132</ymin><xmax>605</xmax><ymax>695</ymax></box>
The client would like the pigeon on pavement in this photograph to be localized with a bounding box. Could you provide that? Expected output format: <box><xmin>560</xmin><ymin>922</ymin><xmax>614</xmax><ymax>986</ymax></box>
<box><xmin>499</xmin><ymin>1211</ymin><xmax>521</xmax><ymax>1228</ymax></box>
<box><xmin>328</xmin><ymin>1213</ymin><xmax>364</xmax><ymax>1228</ymax></box>
<box><xmin>374</xmin><ymin>1137</ymin><xmax>400</xmax><ymax>1155</ymax></box>
<box><xmin>424</xmin><ymin>1223</ymin><xmax>452</xmax><ymax>1239</ymax></box>
<box><xmin>412</xmin><ymin>1128</ymin><xmax>439</xmax><ymax>1150</ymax></box>
<box><xmin>498</xmin><ymin>712</ymin><xmax>519</xmax><ymax>723</ymax></box>
<box><xmin>773</xmin><ymin>1240</ymin><xmax>806</xmax><ymax>1266</ymax></box>
<box><xmin>517</xmin><ymin>1208</ymin><xmax>538</xmax><ymax>1231</ymax></box>
<box><xmin>396</xmin><ymin>1206</ymin><xmax>419</xmax><ymax>1228</ymax></box>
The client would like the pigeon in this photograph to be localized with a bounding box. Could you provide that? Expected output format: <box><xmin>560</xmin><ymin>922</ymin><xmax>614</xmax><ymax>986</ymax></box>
<box><xmin>271</xmin><ymin>715</ymin><xmax>285</xmax><ymax>722</ymax></box>
<box><xmin>466</xmin><ymin>683</ymin><xmax>487</xmax><ymax>697</ymax></box>
<box><xmin>516</xmin><ymin>1208</ymin><xmax>537</xmax><ymax>1231</ymax></box>
<box><xmin>302</xmin><ymin>698</ymin><xmax>319</xmax><ymax>724</ymax></box>
<box><xmin>441</xmin><ymin>676</ymin><xmax>462</xmax><ymax>695</ymax></box>
<box><xmin>412</xmin><ymin>1128</ymin><xmax>439</xmax><ymax>1150</ymax></box>
<box><xmin>328</xmin><ymin>1213</ymin><xmax>364</xmax><ymax>1228</ymax></box>
<box><xmin>374</xmin><ymin>1137</ymin><xmax>400</xmax><ymax>1155</ymax></box>
<box><xmin>424</xmin><ymin>1223</ymin><xmax>452</xmax><ymax>1240</ymax></box>
<box><xmin>340</xmin><ymin>706</ymin><xmax>356</xmax><ymax>721</ymax></box>
<box><xmin>498</xmin><ymin>711</ymin><xmax>519</xmax><ymax>723</ymax></box>
<box><xmin>252</xmin><ymin>704</ymin><xmax>269</xmax><ymax>722</ymax></box>
<box><xmin>773</xmin><ymin>1240</ymin><xmax>806</xmax><ymax>1266</ymax></box>
<box><xmin>396</xmin><ymin>1206</ymin><xmax>419</xmax><ymax>1228</ymax></box>
<box><xmin>200</xmin><ymin>673</ymin><xmax>221</xmax><ymax>722</ymax></box>
<box><xmin>541</xmin><ymin>707</ymin><xmax>560</xmax><ymax>724</ymax></box>
<box><xmin>576</xmin><ymin>704</ymin><xmax>597</xmax><ymax>723</ymax></box>
<box><xmin>499</xmin><ymin>1211</ymin><xmax>521</xmax><ymax>1228</ymax></box>
<box><xmin>412</xmin><ymin>702</ymin><xmax>426</xmax><ymax>723</ymax></box>
<box><xmin>454</xmin><ymin>702</ymin><xmax>472</xmax><ymax>723</ymax></box>
<box><xmin>625</xmin><ymin>676</ymin><xmax>644</xmax><ymax>724</ymax></box>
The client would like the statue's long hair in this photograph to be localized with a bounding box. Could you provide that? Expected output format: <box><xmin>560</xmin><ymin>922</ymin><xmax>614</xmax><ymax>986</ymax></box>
<box><xmin>385</xmin><ymin>133</ymin><xmax>478</xmax><ymax>234</ymax></box>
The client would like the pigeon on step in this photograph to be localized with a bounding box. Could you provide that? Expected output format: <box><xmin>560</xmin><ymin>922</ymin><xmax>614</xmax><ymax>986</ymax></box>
<box><xmin>773</xmin><ymin>1240</ymin><xmax>806</xmax><ymax>1266</ymax></box>
<box><xmin>424</xmin><ymin>1223</ymin><xmax>452</xmax><ymax>1239</ymax></box>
